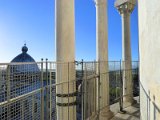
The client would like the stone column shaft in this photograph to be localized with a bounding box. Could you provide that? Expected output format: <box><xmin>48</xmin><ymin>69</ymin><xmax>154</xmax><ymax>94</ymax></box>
<box><xmin>55</xmin><ymin>0</ymin><xmax>76</xmax><ymax>120</ymax></box>
<box><xmin>115</xmin><ymin>0</ymin><xmax>136</xmax><ymax>104</ymax></box>
<box><xmin>96</xmin><ymin>0</ymin><xmax>108</xmax><ymax>107</ymax></box>
<box><xmin>122</xmin><ymin>12</ymin><xmax>133</xmax><ymax>102</ymax></box>
<box><xmin>95</xmin><ymin>0</ymin><xmax>113</xmax><ymax>119</ymax></box>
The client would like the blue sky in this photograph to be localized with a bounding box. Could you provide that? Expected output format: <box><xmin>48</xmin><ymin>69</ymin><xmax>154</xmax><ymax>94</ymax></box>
<box><xmin>0</xmin><ymin>0</ymin><xmax>138</xmax><ymax>62</ymax></box>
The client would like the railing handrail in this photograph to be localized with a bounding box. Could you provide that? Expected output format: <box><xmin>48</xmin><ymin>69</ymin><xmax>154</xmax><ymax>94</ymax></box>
<box><xmin>0</xmin><ymin>60</ymin><xmax>139</xmax><ymax>66</ymax></box>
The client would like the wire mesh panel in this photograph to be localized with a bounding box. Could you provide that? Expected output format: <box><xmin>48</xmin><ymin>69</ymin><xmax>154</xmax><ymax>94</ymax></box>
<box><xmin>75</xmin><ymin>61</ymin><xmax>84</xmax><ymax>120</ymax></box>
<box><xmin>108</xmin><ymin>61</ymin><xmax>122</xmax><ymax>104</ymax></box>
<box><xmin>83</xmin><ymin>62</ymin><xmax>97</xmax><ymax>77</ymax></box>
<box><xmin>0</xmin><ymin>61</ymin><xmax>139</xmax><ymax>120</ymax></box>
<box><xmin>132</xmin><ymin>61</ymin><xmax>139</xmax><ymax>96</ymax></box>
<box><xmin>0</xmin><ymin>92</ymin><xmax>41</xmax><ymax>120</ymax></box>
<box><xmin>82</xmin><ymin>62</ymin><xmax>98</xmax><ymax>120</ymax></box>
<box><xmin>50</xmin><ymin>85</ymin><xmax>56</xmax><ymax>120</ymax></box>
<box><xmin>108</xmin><ymin>61</ymin><xmax>139</xmax><ymax>105</ymax></box>
<box><xmin>9</xmin><ymin>63</ymin><xmax>41</xmax><ymax>99</ymax></box>
<box><xmin>0</xmin><ymin>62</ymin><xmax>42</xmax><ymax>120</ymax></box>
<box><xmin>0</xmin><ymin>65</ymin><xmax>8</xmax><ymax>103</ymax></box>
<box><xmin>83</xmin><ymin>77</ymin><xmax>97</xmax><ymax>119</ymax></box>
<box><xmin>46</xmin><ymin>62</ymin><xmax>56</xmax><ymax>120</ymax></box>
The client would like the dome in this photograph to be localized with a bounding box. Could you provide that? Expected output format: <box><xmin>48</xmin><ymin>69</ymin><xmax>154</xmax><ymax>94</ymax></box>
<box><xmin>10</xmin><ymin>44</ymin><xmax>39</xmax><ymax>73</ymax></box>
<box><xmin>11</xmin><ymin>44</ymin><xmax>35</xmax><ymax>63</ymax></box>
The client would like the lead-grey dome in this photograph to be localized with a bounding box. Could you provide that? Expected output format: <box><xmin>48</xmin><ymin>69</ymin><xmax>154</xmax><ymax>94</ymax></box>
<box><xmin>11</xmin><ymin>44</ymin><xmax>35</xmax><ymax>63</ymax></box>
<box><xmin>10</xmin><ymin>44</ymin><xmax>39</xmax><ymax>73</ymax></box>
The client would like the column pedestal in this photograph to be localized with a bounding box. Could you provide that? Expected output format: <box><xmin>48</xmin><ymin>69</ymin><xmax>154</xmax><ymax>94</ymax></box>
<box><xmin>99</xmin><ymin>106</ymin><xmax>114</xmax><ymax>120</ymax></box>
<box><xmin>88</xmin><ymin>106</ymin><xmax>114</xmax><ymax>120</ymax></box>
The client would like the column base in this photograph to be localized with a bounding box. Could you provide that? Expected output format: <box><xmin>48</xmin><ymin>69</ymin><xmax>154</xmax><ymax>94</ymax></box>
<box><xmin>123</xmin><ymin>96</ymin><xmax>137</xmax><ymax>107</ymax></box>
<box><xmin>87</xmin><ymin>112</ymin><xmax>97</xmax><ymax>120</ymax></box>
<box><xmin>87</xmin><ymin>107</ymin><xmax>114</xmax><ymax>120</ymax></box>
<box><xmin>99</xmin><ymin>106</ymin><xmax>114</xmax><ymax>120</ymax></box>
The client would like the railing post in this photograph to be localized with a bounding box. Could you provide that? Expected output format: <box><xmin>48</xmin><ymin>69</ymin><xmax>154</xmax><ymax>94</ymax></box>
<box><xmin>49</xmin><ymin>62</ymin><xmax>52</xmax><ymax>120</ymax></box>
<box><xmin>21</xmin><ymin>100</ymin><xmax>24</xmax><ymax>120</ymax></box>
<box><xmin>97</xmin><ymin>61</ymin><xmax>100</xmax><ymax>120</ymax></box>
<box><xmin>7</xmin><ymin>64</ymin><xmax>11</xmax><ymax>119</ymax></box>
<box><xmin>81</xmin><ymin>60</ymin><xmax>84</xmax><ymax>120</ymax></box>
<box><xmin>46</xmin><ymin>58</ymin><xmax>49</xmax><ymax>119</ymax></box>
<box><xmin>84</xmin><ymin>63</ymin><xmax>87</xmax><ymax>119</ymax></box>
<box><xmin>138</xmin><ymin>61</ymin><xmax>140</xmax><ymax>103</ymax></box>
<box><xmin>94</xmin><ymin>60</ymin><xmax>97</xmax><ymax>113</ymax></box>
<box><xmin>41</xmin><ymin>59</ymin><xmax>44</xmax><ymax>120</ymax></box>
<box><xmin>32</xmin><ymin>95</ymin><xmax>35</xmax><ymax>120</ymax></box>
<box><xmin>81</xmin><ymin>59</ymin><xmax>84</xmax><ymax>79</ymax></box>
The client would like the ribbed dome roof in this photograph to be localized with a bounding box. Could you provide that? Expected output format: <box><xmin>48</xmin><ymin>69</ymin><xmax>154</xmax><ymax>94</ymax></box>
<box><xmin>10</xmin><ymin>44</ymin><xmax>39</xmax><ymax>73</ymax></box>
<box><xmin>11</xmin><ymin>44</ymin><xmax>36</xmax><ymax>63</ymax></box>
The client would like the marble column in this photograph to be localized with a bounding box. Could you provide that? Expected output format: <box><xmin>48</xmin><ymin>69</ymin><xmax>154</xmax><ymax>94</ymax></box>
<box><xmin>115</xmin><ymin>0</ymin><xmax>136</xmax><ymax>104</ymax></box>
<box><xmin>55</xmin><ymin>0</ymin><xmax>76</xmax><ymax>120</ymax></box>
<box><xmin>95</xmin><ymin>0</ymin><xmax>113</xmax><ymax>119</ymax></box>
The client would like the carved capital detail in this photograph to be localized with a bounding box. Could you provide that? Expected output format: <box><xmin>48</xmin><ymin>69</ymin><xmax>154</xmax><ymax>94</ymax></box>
<box><xmin>116</xmin><ymin>2</ymin><xmax>135</xmax><ymax>15</ymax></box>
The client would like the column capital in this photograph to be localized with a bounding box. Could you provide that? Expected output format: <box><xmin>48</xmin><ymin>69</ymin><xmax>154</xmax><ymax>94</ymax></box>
<box><xmin>94</xmin><ymin>0</ymin><xmax>106</xmax><ymax>6</ymax></box>
<box><xmin>114</xmin><ymin>0</ymin><xmax>136</xmax><ymax>15</ymax></box>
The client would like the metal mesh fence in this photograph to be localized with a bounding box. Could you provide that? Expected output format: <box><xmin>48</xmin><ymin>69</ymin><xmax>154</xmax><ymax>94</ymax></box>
<box><xmin>0</xmin><ymin>60</ymin><xmax>139</xmax><ymax>120</ymax></box>
<box><xmin>81</xmin><ymin>62</ymin><xmax>98</xmax><ymax>120</ymax></box>
<box><xmin>0</xmin><ymin>64</ymin><xmax>8</xmax><ymax>103</ymax></box>
<box><xmin>109</xmin><ymin>61</ymin><xmax>122</xmax><ymax>104</ymax></box>
<box><xmin>0</xmin><ymin>62</ymin><xmax>41</xmax><ymax>120</ymax></box>
<box><xmin>0</xmin><ymin>89</ymin><xmax>41</xmax><ymax>120</ymax></box>
<box><xmin>108</xmin><ymin>61</ymin><xmax>139</xmax><ymax>105</ymax></box>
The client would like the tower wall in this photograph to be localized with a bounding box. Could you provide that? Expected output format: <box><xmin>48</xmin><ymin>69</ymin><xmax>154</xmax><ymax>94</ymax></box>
<box><xmin>138</xmin><ymin>0</ymin><xmax>160</xmax><ymax>119</ymax></box>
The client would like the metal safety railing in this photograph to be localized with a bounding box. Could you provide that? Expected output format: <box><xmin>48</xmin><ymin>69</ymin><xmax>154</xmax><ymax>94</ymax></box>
<box><xmin>0</xmin><ymin>60</ymin><xmax>139</xmax><ymax>120</ymax></box>
<box><xmin>109</xmin><ymin>61</ymin><xmax>139</xmax><ymax>105</ymax></box>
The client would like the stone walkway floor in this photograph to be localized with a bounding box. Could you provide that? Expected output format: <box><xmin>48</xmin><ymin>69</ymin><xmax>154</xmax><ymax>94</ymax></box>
<box><xmin>110</xmin><ymin>97</ymin><xmax>140</xmax><ymax>120</ymax></box>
